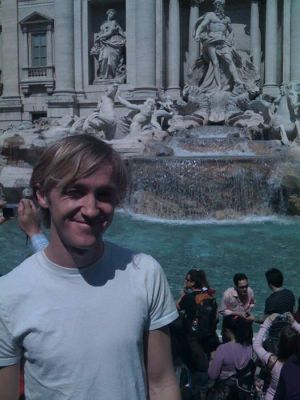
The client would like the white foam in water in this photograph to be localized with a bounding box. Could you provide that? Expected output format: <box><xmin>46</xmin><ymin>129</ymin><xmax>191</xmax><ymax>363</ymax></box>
<box><xmin>117</xmin><ymin>208</ymin><xmax>298</xmax><ymax>226</ymax></box>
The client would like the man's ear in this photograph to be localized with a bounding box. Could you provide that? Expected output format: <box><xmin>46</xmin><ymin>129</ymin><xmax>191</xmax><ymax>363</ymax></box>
<box><xmin>36</xmin><ymin>188</ymin><xmax>49</xmax><ymax>209</ymax></box>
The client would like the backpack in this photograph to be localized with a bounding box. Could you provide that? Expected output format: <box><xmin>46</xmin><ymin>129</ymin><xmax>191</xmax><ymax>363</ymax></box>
<box><xmin>190</xmin><ymin>291</ymin><xmax>218</xmax><ymax>339</ymax></box>
<box><xmin>206</xmin><ymin>358</ymin><xmax>258</xmax><ymax>400</ymax></box>
<box><xmin>234</xmin><ymin>358</ymin><xmax>257</xmax><ymax>399</ymax></box>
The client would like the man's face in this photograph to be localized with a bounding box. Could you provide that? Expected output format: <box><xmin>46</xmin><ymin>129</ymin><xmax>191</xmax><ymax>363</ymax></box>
<box><xmin>215</xmin><ymin>2</ymin><xmax>225</xmax><ymax>15</ymax></box>
<box><xmin>236</xmin><ymin>279</ymin><xmax>248</xmax><ymax>297</ymax></box>
<box><xmin>38</xmin><ymin>165</ymin><xmax>117</xmax><ymax>255</ymax></box>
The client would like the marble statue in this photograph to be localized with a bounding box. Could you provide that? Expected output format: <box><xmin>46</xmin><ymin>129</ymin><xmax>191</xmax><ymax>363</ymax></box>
<box><xmin>188</xmin><ymin>0</ymin><xmax>258</xmax><ymax>96</ymax></box>
<box><xmin>91</xmin><ymin>9</ymin><xmax>126</xmax><ymax>82</ymax></box>
<box><xmin>71</xmin><ymin>83</ymin><xmax>118</xmax><ymax>140</ymax></box>
<box><xmin>248</xmin><ymin>82</ymin><xmax>300</xmax><ymax>145</ymax></box>
<box><xmin>117</xmin><ymin>96</ymin><xmax>173</xmax><ymax>137</ymax></box>
<box><xmin>269</xmin><ymin>84</ymin><xmax>300</xmax><ymax>145</ymax></box>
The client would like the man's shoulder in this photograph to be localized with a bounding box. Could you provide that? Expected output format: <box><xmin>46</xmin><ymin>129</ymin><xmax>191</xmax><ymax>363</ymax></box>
<box><xmin>223</xmin><ymin>287</ymin><xmax>236</xmax><ymax>297</ymax></box>
<box><xmin>268</xmin><ymin>288</ymin><xmax>294</xmax><ymax>300</ymax></box>
<box><xmin>281</xmin><ymin>287</ymin><xmax>295</xmax><ymax>297</ymax></box>
<box><xmin>0</xmin><ymin>253</ymin><xmax>40</xmax><ymax>279</ymax></box>
<box><xmin>204</xmin><ymin>11</ymin><xmax>218</xmax><ymax>21</ymax></box>
<box><xmin>105</xmin><ymin>241</ymin><xmax>161</xmax><ymax>273</ymax></box>
<box><xmin>0</xmin><ymin>253</ymin><xmax>41</xmax><ymax>296</ymax></box>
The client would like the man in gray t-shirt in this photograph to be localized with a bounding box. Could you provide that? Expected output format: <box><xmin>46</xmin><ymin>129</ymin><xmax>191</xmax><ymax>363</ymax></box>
<box><xmin>0</xmin><ymin>135</ymin><xmax>180</xmax><ymax>400</ymax></box>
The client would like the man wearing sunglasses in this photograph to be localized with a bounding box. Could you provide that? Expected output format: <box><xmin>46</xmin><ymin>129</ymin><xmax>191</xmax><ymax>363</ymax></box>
<box><xmin>219</xmin><ymin>273</ymin><xmax>255</xmax><ymax>321</ymax></box>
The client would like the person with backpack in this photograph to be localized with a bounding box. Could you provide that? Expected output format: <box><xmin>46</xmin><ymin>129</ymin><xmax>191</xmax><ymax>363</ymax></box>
<box><xmin>253</xmin><ymin>313</ymin><xmax>300</xmax><ymax>400</ymax></box>
<box><xmin>177</xmin><ymin>269</ymin><xmax>219</xmax><ymax>400</ymax></box>
<box><xmin>207</xmin><ymin>315</ymin><xmax>255</xmax><ymax>400</ymax></box>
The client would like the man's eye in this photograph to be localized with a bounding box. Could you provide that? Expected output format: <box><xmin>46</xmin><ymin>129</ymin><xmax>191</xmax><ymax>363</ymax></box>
<box><xmin>64</xmin><ymin>189</ymin><xmax>84</xmax><ymax>199</ymax></box>
<box><xmin>96</xmin><ymin>190</ymin><xmax>117</xmax><ymax>203</ymax></box>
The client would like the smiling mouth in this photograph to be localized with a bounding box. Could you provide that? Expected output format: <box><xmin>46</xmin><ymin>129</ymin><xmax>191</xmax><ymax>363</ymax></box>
<box><xmin>71</xmin><ymin>216</ymin><xmax>107</xmax><ymax>226</ymax></box>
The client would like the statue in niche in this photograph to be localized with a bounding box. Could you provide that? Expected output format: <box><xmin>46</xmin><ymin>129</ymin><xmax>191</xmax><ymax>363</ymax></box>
<box><xmin>70</xmin><ymin>83</ymin><xmax>119</xmax><ymax>140</ymax></box>
<box><xmin>188</xmin><ymin>0</ymin><xmax>258</xmax><ymax>96</ymax></box>
<box><xmin>91</xmin><ymin>9</ymin><xmax>126</xmax><ymax>83</ymax></box>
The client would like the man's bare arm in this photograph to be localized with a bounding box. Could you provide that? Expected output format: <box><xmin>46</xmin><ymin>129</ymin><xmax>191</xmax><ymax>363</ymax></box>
<box><xmin>0</xmin><ymin>364</ymin><xmax>20</xmax><ymax>400</ymax></box>
<box><xmin>193</xmin><ymin>14</ymin><xmax>210</xmax><ymax>40</ymax></box>
<box><xmin>144</xmin><ymin>327</ymin><xmax>181</xmax><ymax>400</ymax></box>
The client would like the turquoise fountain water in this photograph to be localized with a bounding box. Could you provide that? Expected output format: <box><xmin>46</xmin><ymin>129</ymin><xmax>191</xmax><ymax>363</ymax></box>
<box><xmin>1</xmin><ymin>212</ymin><xmax>299</xmax><ymax>318</ymax></box>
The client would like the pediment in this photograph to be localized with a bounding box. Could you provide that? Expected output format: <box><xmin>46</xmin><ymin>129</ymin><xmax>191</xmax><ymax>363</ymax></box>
<box><xmin>20</xmin><ymin>12</ymin><xmax>54</xmax><ymax>26</ymax></box>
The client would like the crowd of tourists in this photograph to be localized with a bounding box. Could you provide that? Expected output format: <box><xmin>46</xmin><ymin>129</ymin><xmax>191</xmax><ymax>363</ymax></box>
<box><xmin>171</xmin><ymin>268</ymin><xmax>300</xmax><ymax>400</ymax></box>
<box><xmin>0</xmin><ymin>136</ymin><xmax>299</xmax><ymax>400</ymax></box>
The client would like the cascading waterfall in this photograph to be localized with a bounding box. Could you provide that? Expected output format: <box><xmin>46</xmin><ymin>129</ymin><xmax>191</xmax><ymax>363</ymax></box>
<box><xmin>125</xmin><ymin>156</ymin><xmax>285</xmax><ymax>219</ymax></box>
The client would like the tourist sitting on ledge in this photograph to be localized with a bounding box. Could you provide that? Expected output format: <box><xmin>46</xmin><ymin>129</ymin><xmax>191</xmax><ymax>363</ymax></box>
<box><xmin>219</xmin><ymin>273</ymin><xmax>255</xmax><ymax>322</ymax></box>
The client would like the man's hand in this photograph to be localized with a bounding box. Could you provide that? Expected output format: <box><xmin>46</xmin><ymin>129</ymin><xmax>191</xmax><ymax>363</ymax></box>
<box><xmin>244</xmin><ymin>313</ymin><xmax>255</xmax><ymax>322</ymax></box>
<box><xmin>269</xmin><ymin>313</ymin><xmax>279</xmax><ymax>322</ymax></box>
<box><xmin>284</xmin><ymin>312</ymin><xmax>294</xmax><ymax>324</ymax></box>
<box><xmin>18</xmin><ymin>199</ymin><xmax>42</xmax><ymax>237</ymax></box>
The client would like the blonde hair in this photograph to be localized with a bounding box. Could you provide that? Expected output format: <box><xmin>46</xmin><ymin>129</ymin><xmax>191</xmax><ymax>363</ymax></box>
<box><xmin>30</xmin><ymin>135</ymin><xmax>127</xmax><ymax>227</ymax></box>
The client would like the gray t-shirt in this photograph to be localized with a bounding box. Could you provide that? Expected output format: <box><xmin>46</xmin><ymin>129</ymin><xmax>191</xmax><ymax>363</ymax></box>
<box><xmin>0</xmin><ymin>241</ymin><xmax>178</xmax><ymax>400</ymax></box>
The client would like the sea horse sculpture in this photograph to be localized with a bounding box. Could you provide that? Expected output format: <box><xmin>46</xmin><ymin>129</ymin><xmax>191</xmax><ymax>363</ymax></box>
<box><xmin>269</xmin><ymin>83</ymin><xmax>300</xmax><ymax>145</ymax></box>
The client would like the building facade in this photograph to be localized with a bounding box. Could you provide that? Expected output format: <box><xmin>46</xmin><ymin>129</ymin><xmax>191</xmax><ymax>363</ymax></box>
<box><xmin>0</xmin><ymin>0</ymin><xmax>299</xmax><ymax>128</ymax></box>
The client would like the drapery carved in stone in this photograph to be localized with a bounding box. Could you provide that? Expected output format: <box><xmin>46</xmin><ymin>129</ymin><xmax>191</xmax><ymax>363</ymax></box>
<box><xmin>90</xmin><ymin>8</ymin><xmax>126</xmax><ymax>83</ymax></box>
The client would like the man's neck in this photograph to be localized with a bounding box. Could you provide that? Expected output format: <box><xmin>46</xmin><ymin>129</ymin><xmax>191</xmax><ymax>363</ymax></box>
<box><xmin>45</xmin><ymin>241</ymin><xmax>104</xmax><ymax>268</ymax></box>
<box><xmin>271</xmin><ymin>285</ymin><xmax>283</xmax><ymax>293</ymax></box>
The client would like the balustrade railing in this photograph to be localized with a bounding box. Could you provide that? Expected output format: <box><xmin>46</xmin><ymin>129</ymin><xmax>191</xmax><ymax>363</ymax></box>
<box><xmin>22</xmin><ymin>65</ymin><xmax>54</xmax><ymax>80</ymax></box>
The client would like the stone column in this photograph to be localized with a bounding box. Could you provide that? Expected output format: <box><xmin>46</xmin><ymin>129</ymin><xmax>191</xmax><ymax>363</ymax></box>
<box><xmin>1</xmin><ymin>0</ymin><xmax>20</xmax><ymax>97</ymax></box>
<box><xmin>73</xmin><ymin>0</ymin><xmax>84</xmax><ymax>95</ymax></box>
<box><xmin>54</xmin><ymin>0</ymin><xmax>75</xmax><ymax>93</ymax></box>
<box><xmin>135</xmin><ymin>0</ymin><xmax>156</xmax><ymax>92</ymax></box>
<box><xmin>48</xmin><ymin>0</ymin><xmax>77</xmax><ymax>118</ymax></box>
<box><xmin>290</xmin><ymin>0</ymin><xmax>300</xmax><ymax>81</ymax></box>
<box><xmin>126</xmin><ymin>0</ymin><xmax>137</xmax><ymax>86</ymax></box>
<box><xmin>46</xmin><ymin>25</ymin><xmax>53</xmax><ymax>67</ymax></box>
<box><xmin>250</xmin><ymin>0</ymin><xmax>261</xmax><ymax>76</ymax></box>
<box><xmin>21</xmin><ymin>27</ymin><xmax>29</xmax><ymax>71</ymax></box>
<box><xmin>264</xmin><ymin>0</ymin><xmax>279</xmax><ymax>96</ymax></box>
<box><xmin>167</xmin><ymin>0</ymin><xmax>180</xmax><ymax>94</ymax></box>
<box><xmin>282</xmin><ymin>0</ymin><xmax>291</xmax><ymax>83</ymax></box>
<box><xmin>0</xmin><ymin>0</ymin><xmax>22</xmax><ymax>127</ymax></box>
<box><xmin>188</xmin><ymin>1</ymin><xmax>199</xmax><ymax>69</ymax></box>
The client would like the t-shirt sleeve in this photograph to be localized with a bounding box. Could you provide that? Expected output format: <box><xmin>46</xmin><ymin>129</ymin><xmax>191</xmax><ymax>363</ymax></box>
<box><xmin>0</xmin><ymin>302</ymin><xmax>21</xmax><ymax>366</ymax></box>
<box><xmin>135</xmin><ymin>254</ymin><xmax>178</xmax><ymax>331</ymax></box>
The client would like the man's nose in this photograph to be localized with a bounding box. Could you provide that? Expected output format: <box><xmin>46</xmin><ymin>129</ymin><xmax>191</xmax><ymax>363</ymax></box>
<box><xmin>81</xmin><ymin>195</ymin><xmax>99</xmax><ymax>217</ymax></box>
